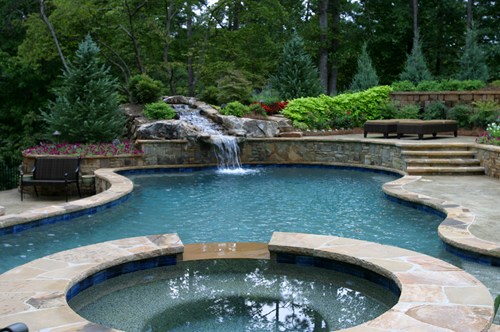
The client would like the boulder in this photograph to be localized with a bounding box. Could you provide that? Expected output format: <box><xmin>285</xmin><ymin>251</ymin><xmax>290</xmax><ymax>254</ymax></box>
<box><xmin>136</xmin><ymin>120</ymin><xmax>204</xmax><ymax>140</ymax></box>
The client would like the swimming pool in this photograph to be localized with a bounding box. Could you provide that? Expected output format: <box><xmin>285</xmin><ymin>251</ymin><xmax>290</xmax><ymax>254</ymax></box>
<box><xmin>0</xmin><ymin>166</ymin><xmax>499</xmax><ymax>323</ymax></box>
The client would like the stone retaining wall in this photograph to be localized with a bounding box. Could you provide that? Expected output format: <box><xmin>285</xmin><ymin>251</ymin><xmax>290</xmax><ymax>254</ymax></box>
<box><xmin>390</xmin><ymin>91</ymin><xmax>500</xmax><ymax>108</ymax></box>
<box><xmin>476</xmin><ymin>145</ymin><xmax>500</xmax><ymax>179</ymax></box>
<box><xmin>137</xmin><ymin>139</ymin><xmax>406</xmax><ymax>172</ymax></box>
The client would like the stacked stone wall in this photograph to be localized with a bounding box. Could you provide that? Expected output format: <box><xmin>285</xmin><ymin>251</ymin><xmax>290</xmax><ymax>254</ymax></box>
<box><xmin>390</xmin><ymin>91</ymin><xmax>500</xmax><ymax>108</ymax></box>
<box><xmin>475</xmin><ymin>146</ymin><xmax>500</xmax><ymax>179</ymax></box>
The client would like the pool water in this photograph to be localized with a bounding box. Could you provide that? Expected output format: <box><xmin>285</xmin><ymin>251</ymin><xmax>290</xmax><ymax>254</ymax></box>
<box><xmin>1</xmin><ymin>166</ymin><xmax>499</xmax><ymax>322</ymax></box>
<box><xmin>69</xmin><ymin>259</ymin><xmax>398</xmax><ymax>332</ymax></box>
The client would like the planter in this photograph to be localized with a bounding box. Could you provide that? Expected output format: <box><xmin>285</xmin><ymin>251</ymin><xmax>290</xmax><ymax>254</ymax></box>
<box><xmin>81</xmin><ymin>175</ymin><xmax>95</xmax><ymax>186</ymax></box>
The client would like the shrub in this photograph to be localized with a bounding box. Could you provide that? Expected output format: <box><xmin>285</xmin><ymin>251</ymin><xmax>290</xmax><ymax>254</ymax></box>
<box><xmin>471</xmin><ymin>101</ymin><xmax>500</xmax><ymax>128</ymax></box>
<box><xmin>129</xmin><ymin>74</ymin><xmax>163</xmax><ymax>104</ymax></box>
<box><xmin>447</xmin><ymin>104</ymin><xmax>473</xmax><ymax>128</ymax></box>
<box><xmin>396</xmin><ymin>105</ymin><xmax>420</xmax><ymax>119</ymax></box>
<box><xmin>416</xmin><ymin>80</ymin><xmax>442</xmax><ymax>91</ymax></box>
<box><xmin>282</xmin><ymin>85</ymin><xmax>392</xmax><ymax>129</ymax></box>
<box><xmin>440</xmin><ymin>79</ymin><xmax>485</xmax><ymax>91</ymax></box>
<box><xmin>378</xmin><ymin>102</ymin><xmax>399</xmax><ymax>119</ymax></box>
<box><xmin>399</xmin><ymin>32</ymin><xmax>432</xmax><ymax>84</ymax></box>
<box><xmin>251</xmin><ymin>88</ymin><xmax>281</xmax><ymax>105</ymax></box>
<box><xmin>349</xmin><ymin>43</ymin><xmax>379</xmax><ymax>92</ymax></box>
<box><xmin>143</xmin><ymin>102</ymin><xmax>176</xmax><ymax>120</ymax></box>
<box><xmin>391</xmin><ymin>80</ymin><xmax>416</xmax><ymax>91</ymax></box>
<box><xmin>423</xmin><ymin>101</ymin><xmax>447</xmax><ymax>120</ymax></box>
<box><xmin>248</xmin><ymin>103</ymin><xmax>267</xmax><ymax>116</ymax></box>
<box><xmin>219</xmin><ymin>101</ymin><xmax>250</xmax><ymax>117</ymax></box>
<box><xmin>216</xmin><ymin>70</ymin><xmax>252</xmax><ymax>104</ymax></box>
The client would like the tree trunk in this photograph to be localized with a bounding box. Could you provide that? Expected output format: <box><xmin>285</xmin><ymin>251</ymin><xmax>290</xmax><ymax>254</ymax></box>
<box><xmin>328</xmin><ymin>0</ymin><xmax>340</xmax><ymax>95</ymax></box>
<box><xmin>39</xmin><ymin>0</ymin><xmax>69</xmax><ymax>72</ymax></box>
<box><xmin>186</xmin><ymin>6</ymin><xmax>195</xmax><ymax>97</ymax></box>
<box><xmin>164</xmin><ymin>0</ymin><xmax>175</xmax><ymax>94</ymax></box>
<box><xmin>467</xmin><ymin>0</ymin><xmax>473</xmax><ymax>29</ymax></box>
<box><xmin>318</xmin><ymin>0</ymin><xmax>329</xmax><ymax>93</ymax></box>
<box><xmin>122</xmin><ymin>0</ymin><xmax>145</xmax><ymax>74</ymax></box>
<box><xmin>412</xmin><ymin>0</ymin><xmax>418</xmax><ymax>38</ymax></box>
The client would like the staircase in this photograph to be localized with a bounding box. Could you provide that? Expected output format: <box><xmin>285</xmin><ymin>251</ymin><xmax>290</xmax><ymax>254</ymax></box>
<box><xmin>402</xmin><ymin>144</ymin><xmax>485</xmax><ymax>175</ymax></box>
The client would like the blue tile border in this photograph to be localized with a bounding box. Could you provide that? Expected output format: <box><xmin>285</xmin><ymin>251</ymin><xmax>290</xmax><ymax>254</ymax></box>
<box><xmin>444</xmin><ymin>243</ymin><xmax>500</xmax><ymax>267</ymax></box>
<box><xmin>275</xmin><ymin>253</ymin><xmax>401</xmax><ymax>298</ymax></box>
<box><xmin>0</xmin><ymin>194</ymin><xmax>131</xmax><ymax>236</ymax></box>
<box><xmin>384</xmin><ymin>193</ymin><xmax>447</xmax><ymax>219</ymax></box>
<box><xmin>66</xmin><ymin>254</ymin><xmax>178</xmax><ymax>301</ymax></box>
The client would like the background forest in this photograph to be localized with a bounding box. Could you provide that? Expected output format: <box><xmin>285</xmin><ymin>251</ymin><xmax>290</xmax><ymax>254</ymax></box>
<box><xmin>1</xmin><ymin>0</ymin><xmax>499</xmax><ymax>165</ymax></box>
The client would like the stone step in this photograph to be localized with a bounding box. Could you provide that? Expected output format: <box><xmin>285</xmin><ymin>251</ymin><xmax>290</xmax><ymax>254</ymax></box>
<box><xmin>398</xmin><ymin>144</ymin><xmax>473</xmax><ymax>151</ymax></box>
<box><xmin>405</xmin><ymin>158</ymin><xmax>481</xmax><ymax>167</ymax></box>
<box><xmin>401</xmin><ymin>150</ymin><xmax>477</xmax><ymax>158</ymax></box>
<box><xmin>279</xmin><ymin>126</ymin><xmax>299</xmax><ymax>133</ymax></box>
<box><xmin>406</xmin><ymin>166</ymin><xmax>485</xmax><ymax>175</ymax></box>
<box><xmin>278</xmin><ymin>131</ymin><xmax>303</xmax><ymax>138</ymax></box>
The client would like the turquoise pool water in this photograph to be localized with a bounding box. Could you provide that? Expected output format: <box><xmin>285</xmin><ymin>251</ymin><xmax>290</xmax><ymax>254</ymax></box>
<box><xmin>69</xmin><ymin>259</ymin><xmax>398</xmax><ymax>332</ymax></box>
<box><xmin>1</xmin><ymin>166</ymin><xmax>499</xmax><ymax>322</ymax></box>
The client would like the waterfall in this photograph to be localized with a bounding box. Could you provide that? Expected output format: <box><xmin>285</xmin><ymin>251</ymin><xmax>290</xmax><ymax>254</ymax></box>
<box><xmin>178</xmin><ymin>109</ymin><xmax>245</xmax><ymax>173</ymax></box>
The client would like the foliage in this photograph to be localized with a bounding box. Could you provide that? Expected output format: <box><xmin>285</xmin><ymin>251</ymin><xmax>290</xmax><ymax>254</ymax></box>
<box><xmin>391</xmin><ymin>81</ymin><xmax>416</xmax><ymax>92</ymax></box>
<box><xmin>423</xmin><ymin>101</ymin><xmax>447</xmax><ymax>120</ymax></box>
<box><xmin>400</xmin><ymin>32</ymin><xmax>432</xmax><ymax>84</ymax></box>
<box><xmin>251</xmin><ymin>88</ymin><xmax>281</xmax><ymax>105</ymax></box>
<box><xmin>22</xmin><ymin>141</ymin><xmax>143</xmax><ymax>157</ymax></box>
<box><xmin>378</xmin><ymin>102</ymin><xmax>399</xmax><ymax>119</ymax></box>
<box><xmin>219</xmin><ymin>101</ymin><xmax>250</xmax><ymax>117</ymax></box>
<box><xmin>471</xmin><ymin>101</ymin><xmax>500</xmax><ymax>129</ymax></box>
<box><xmin>282</xmin><ymin>86</ymin><xmax>392</xmax><ymax>129</ymax></box>
<box><xmin>41</xmin><ymin>35</ymin><xmax>125</xmax><ymax>144</ymax></box>
<box><xmin>128</xmin><ymin>74</ymin><xmax>163</xmax><ymax>104</ymax></box>
<box><xmin>270</xmin><ymin>31</ymin><xmax>323</xmax><ymax>100</ymax></box>
<box><xmin>457</xmin><ymin>27</ymin><xmax>489</xmax><ymax>82</ymax></box>
<box><xmin>248</xmin><ymin>103</ymin><xmax>267</xmax><ymax>116</ymax></box>
<box><xmin>447</xmin><ymin>104</ymin><xmax>473</xmax><ymax>129</ymax></box>
<box><xmin>259</xmin><ymin>102</ymin><xmax>288</xmax><ymax>115</ymax></box>
<box><xmin>476</xmin><ymin>122</ymin><xmax>500</xmax><ymax>146</ymax></box>
<box><xmin>392</xmin><ymin>80</ymin><xmax>485</xmax><ymax>92</ymax></box>
<box><xmin>143</xmin><ymin>102</ymin><xmax>176</xmax><ymax>120</ymax></box>
<box><xmin>395</xmin><ymin>105</ymin><xmax>421</xmax><ymax>119</ymax></box>
<box><xmin>350</xmin><ymin>43</ymin><xmax>379</xmax><ymax>92</ymax></box>
<box><xmin>216</xmin><ymin>70</ymin><xmax>253</xmax><ymax>105</ymax></box>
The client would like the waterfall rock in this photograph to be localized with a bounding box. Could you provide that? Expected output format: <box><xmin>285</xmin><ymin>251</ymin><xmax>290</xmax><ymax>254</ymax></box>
<box><xmin>220</xmin><ymin>116</ymin><xmax>280</xmax><ymax>138</ymax></box>
<box><xmin>136</xmin><ymin>120</ymin><xmax>206</xmax><ymax>140</ymax></box>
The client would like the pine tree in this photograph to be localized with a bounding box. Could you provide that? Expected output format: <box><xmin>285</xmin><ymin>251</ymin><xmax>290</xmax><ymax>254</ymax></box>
<box><xmin>400</xmin><ymin>32</ymin><xmax>432</xmax><ymax>84</ymax></box>
<box><xmin>457</xmin><ymin>27</ymin><xmax>489</xmax><ymax>81</ymax></box>
<box><xmin>270</xmin><ymin>31</ymin><xmax>323</xmax><ymax>100</ymax></box>
<box><xmin>42</xmin><ymin>35</ymin><xmax>125</xmax><ymax>143</ymax></box>
<box><xmin>350</xmin><ymin>43</ymin><xmax>379</xmax><ymax>91</ymax></box>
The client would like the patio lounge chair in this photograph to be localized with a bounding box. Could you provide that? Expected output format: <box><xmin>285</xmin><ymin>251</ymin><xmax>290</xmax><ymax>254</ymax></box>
<box><xmin>363</xmin><ymin>119</ymin><xmax>399</xmax><ymax>138</ymax></box>
<box><xmin>397</xmin><ymin>120</ymin><xmax>458</xmax><ymax>140</ymax></box>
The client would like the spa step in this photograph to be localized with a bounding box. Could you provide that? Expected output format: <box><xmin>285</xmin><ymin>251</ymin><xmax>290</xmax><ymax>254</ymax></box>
<box><xmin>398</xmin><ymin>143</ymin><xmax>472</xmax><ymax>151</ymax></box>
<box><xmin>405</xmin><ymin>158</ymin><xmax>481</xmax><ymax>167</ymax></box>
<box><xmin>406</xmin><ymin>166</ymin><xmax>485</xmax><ymax>175</ymax></box>
<box><xmin>401</xmin><ymin>150</ymin><xmax>477</xmax><ymax>158</ymax></box>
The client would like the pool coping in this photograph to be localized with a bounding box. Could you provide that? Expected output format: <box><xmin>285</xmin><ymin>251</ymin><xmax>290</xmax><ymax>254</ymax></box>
<box><xmin>0</xmin><ymin>233</ymin><xmax>494</xmax><ymax>331</ymax></box>
<box><xmin>1</xmin><ymin>163</ymin><xmax>499</xmax><ymax>262</ymax></box>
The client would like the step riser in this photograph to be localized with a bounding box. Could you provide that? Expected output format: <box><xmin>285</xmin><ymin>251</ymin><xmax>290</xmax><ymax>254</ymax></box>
<box><xmin>401</xmin><ymin>152</ymin><xmax>477</xmax><ymax>158</ymax></box>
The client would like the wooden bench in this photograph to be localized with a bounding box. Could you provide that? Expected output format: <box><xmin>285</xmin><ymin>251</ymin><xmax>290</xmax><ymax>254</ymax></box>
<box><xmin>21</xmin><ymin>157</ymin><xmax>81</xmax><ymax>202</ymax></box>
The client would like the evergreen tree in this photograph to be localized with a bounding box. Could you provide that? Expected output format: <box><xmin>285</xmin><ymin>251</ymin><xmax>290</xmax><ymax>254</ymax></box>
<box><xmin>350</xmin><ymin>43</ymin><xmax>379</xmax><ymax>91</ymax></box>
<box><xmin>400</xmin><ymin>32</ymin><xmax>432</xmax><ymax>84</ymax></box>
<box><xmin>42</xmin><ymin>35</ymin><xmax>125</xmax><ymax>143</ymax></box>
<box><xmin>457</xmin><ymin>27</ymin><xmax>489</xmax><ymax>81</ymax></box>
<box><xmin>270</xmin><ymin>31</ymin><xmax>323</xmax><ymax>100</ymax></box>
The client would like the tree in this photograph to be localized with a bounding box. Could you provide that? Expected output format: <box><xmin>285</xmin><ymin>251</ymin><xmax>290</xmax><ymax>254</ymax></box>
<box><xmin>42</xmin><ymin>35</ymin><xmax>125</xmax><ymax>143</ymax></box>
<box><xmin>400</xmin><ymin>31</ymin><xmax>432</xmax><ymax>84</ymax></box>
<box><xmin>270</xmin><ymin>31</ymin><xmax>323</xmax><ymax>100</ymax></box>
<box><xmin>350</xmin><ymin>43</ymin><xmax>379</xmax><ymax>91</ymax></box>
<box><xmin>457</xmin><ymin>27</ymin><xmax>489</xmax><ymax>82</ymax></box>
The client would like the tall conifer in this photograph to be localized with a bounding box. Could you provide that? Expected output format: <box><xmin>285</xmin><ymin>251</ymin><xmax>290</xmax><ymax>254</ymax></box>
<box><xmin>400</xmin><ymin>32</ymin><xmax>432</xmax><ymax>84</ymax></box>
<box><xmin>457</xmin><ymin>27</ymin><xmax>489</xmax><ymax>81</ymax></box>
<box><xmin>350</xmin><ymin>43</ymin><xmax>379</xmax><ymax>91</ymax></box>
<box><xmin>270</xmin><ymin>31</ymin><xmax>323</xmax><ymax>100</ymax></box>
<box><xmin>42</xmin><ymin>35</ymin><xmax>125</xmax><ymax>143</ymax></box>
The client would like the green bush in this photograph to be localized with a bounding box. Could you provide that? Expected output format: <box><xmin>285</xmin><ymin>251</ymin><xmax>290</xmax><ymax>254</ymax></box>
<box><xmin>143</xmin><ymin>102</ymin><xmax>176</xmax><ymax>120</ymax></box>
<box><xmin>423</xmin><ymin>101</ymin><xmax>447</xmax><ymax>120</ymax></box>
<box><xmin>248</xmin><ymin>103</ymin><xmax>267</xmax><ymax>116</ymax></box>
<box><xmin>129</xmin><ymin>74</ymin><xmax>163</xmax><ymax>104</ymax></box>
<box><xmin>447</xmin><ymin>104</ymin><xmax>473</xmax><ymax>128</ymax></box>
<box><xmin>391</xmin><ymin>80</ymin><xmax>416</xmax><ymax>91</ymax></box>
<box><xmin>251</xmin><ymin>88</ymin><xmax>281</xmax><ymax>105</ymax></box>
<box><xmin>378</xmin><ymin>102</ymin><xmax>398</xmax><ymax>119</ymax></box>
<box><xmin>219</xmin><ymin>101</ymin><xmax>250</xmax><ymax>117</ymax></box>
<box><xmin>282</xmin><ymin>85</ymin><xmax>392</xmax><ymax>129</ymax></box>
<box><xmin>396</xmin><ymin>105</ymin><xmax>420</xmax><ymax>119</ymax></box>
<box><xmin>216</xmin><ymin>70</ymin><xmax>252</xmax><ymax>104</ymax></box>
<box><xmin>471</xmin><ymin>101</ymin><xmax>500</xmax><ymax>128</ymax></box>
<box><xmin>416</xmin><ymin>80</ymin><xmax>442</xmax><ymax>91</ymax></box>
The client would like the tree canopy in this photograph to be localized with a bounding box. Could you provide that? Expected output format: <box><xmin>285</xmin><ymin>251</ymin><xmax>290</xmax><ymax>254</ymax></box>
<box><xmin>0</xmin><ymin>0</ymin><xmax>499</xmax><ymax>161</ymax></box>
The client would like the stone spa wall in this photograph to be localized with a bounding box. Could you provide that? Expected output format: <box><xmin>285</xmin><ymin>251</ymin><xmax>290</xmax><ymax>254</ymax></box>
<box><xmin>137</xmin><ymin>138</ymin><xmax>406</xmax><ymax>172</ymax></box>
<box><xmin>390</xmin><ymin>91</ymin><xmax>500</xmax><ymax>108</ymax></box>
